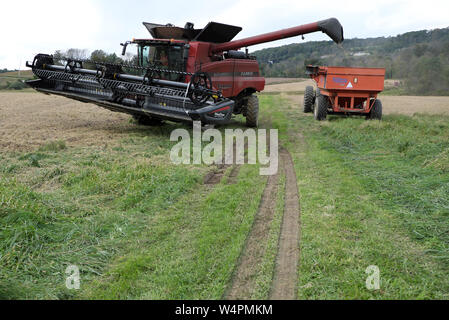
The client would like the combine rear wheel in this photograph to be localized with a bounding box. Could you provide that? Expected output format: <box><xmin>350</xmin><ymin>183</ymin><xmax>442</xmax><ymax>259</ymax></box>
<box><xmin>133</xmin><ymin>115</ymin><xmax>164</xmax><ymax>126</ymax></box>
<box><xmin>245</xmin><ymin>95</ymin><xmax>259</xmax><ymax>128</ymax></box>
<box><xmin>368</xmin><ymin>99</ymin><xmax>383</xmax><ymax>120</ymax></box>
<box><xmin>314</xmin><ymin>92</ymin><xmax>329</xmax><ymax>121</ymax></box>
<box><xmin>303</xmin><ymin>86</ymin><xmax>315</xmax><ymax>113</ymax></box>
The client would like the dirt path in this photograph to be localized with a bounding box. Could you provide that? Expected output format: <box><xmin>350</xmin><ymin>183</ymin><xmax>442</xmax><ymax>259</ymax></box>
<box><xmin>226</xmin><ymin>170</ymin><xmax>281</xmax><ymax>299</ymax></box>
<box><xmin>270</xmin><ymin>149</ymin><xmax>301</xmax><ymax>300</ymax></box>
<box><xmin>204</xmin><ymin>140</ymin><xmax>242</xmax><ymax>186</ymax></box>
<box><xmin>226</xmin><ymin>146</ymin><xmax>301</xmax><ymax>300</ymax></box>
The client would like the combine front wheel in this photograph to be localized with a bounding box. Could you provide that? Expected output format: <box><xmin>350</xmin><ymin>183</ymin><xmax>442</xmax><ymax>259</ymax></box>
<box><xmin>245</xmin><ymin>95</ymin><xmax>259</xmax><ymax>128</ymax></box>
<box><xmin>303</xmin><ymin>86</ymin><xmax>315</xmax><ymax>113</ymax></box>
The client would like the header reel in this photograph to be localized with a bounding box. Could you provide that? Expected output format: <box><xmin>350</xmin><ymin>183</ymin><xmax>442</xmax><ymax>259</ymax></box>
<box><xmin>26</xmin><ymin>54</ymin><xmax>234</xmax><ymax>124</ymax></box>
<box><xmin>188</xmin><ymin>72</ymin><xmax>214</xmax><ymax>106</ymax></box>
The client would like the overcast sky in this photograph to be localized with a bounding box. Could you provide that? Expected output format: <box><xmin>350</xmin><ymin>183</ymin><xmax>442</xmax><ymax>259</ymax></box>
<box><xmin>1</xmin><ymin>0</ymin><xmax>448</xmax><ymax>69</ymax></box>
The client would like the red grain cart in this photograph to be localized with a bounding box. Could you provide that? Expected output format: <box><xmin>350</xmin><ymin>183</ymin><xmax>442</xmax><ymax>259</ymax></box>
<box><xmin>304</xmin><ymin>65</ymin><xmax>386</xmax><ymax>120</ymax></box>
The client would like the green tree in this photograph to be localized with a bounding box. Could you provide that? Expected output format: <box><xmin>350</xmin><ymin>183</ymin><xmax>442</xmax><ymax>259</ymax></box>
<box><xmin>90</xmin><ymin>50</ymin><xmax>108</xmax><ymax>62</ymax></box>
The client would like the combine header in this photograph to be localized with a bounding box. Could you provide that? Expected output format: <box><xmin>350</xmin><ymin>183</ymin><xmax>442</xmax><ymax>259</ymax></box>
<box><xmin>26</xmin><ymin>18</ymin><xmax>343</xmax><ymax>127</ymax></box>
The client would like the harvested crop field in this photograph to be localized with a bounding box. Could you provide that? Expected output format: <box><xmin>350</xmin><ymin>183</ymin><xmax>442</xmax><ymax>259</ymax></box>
<box><xmin>264</xmin><ymin>79</ymin><xmax>315</xmax><ymax>93</ymax></box>
<box><xmin>2</xmin><ymin>86</ymin><xmax>449</xmax><ymax>154</ymax></box>
<box><xmin>377</xmin><ymin>96</ymin><xmax>449</xmax><ymax>115</ymax></box>
<box><xmin>265</xmin><ymin>78</ymin><xmax>307</xmax><ymax>85</ymax></box>
<box><xmin>0</xmin><ymin>92</ymin><xmax>132</xmax><ymax>152</ymax></box>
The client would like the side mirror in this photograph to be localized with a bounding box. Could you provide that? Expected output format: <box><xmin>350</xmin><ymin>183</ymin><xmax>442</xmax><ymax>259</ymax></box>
<box><xmin>121</xmin><ymin>41</ymin><xmax>131</xmax><ymax>56</ymax></box>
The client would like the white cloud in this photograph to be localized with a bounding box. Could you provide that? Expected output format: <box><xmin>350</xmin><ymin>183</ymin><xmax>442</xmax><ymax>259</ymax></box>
<box><xmin>0</xmin><ymin>0</ymin><xmax>101</xmax><ymax>69</ymax></box>
<box><xmin>1</xmin><ymin>0</ymin><xmax>448</xmax><ymax>69</ymax></box>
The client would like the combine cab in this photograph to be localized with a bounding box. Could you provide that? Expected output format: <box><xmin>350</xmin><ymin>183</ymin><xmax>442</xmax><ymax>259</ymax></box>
<box><xmin>27</xmin><ymin>18</ymin><xmax>344</xmax><ymax>127</ymax></box>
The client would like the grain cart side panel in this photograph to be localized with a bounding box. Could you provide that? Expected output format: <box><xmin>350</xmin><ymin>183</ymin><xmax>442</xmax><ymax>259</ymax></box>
<box><xmin>321</xmin><ymin>67</ymin><xmax>385</xmax><ymax>92</ymax></box>
<box><xmin>306</xmin><ymin>65</ymin><xmax>385</xmax><ymax>118</ymax></box>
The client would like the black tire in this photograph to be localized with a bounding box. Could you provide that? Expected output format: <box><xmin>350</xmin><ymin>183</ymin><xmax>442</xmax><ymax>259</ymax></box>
<box><xmin>313</xmin><ymin>88</ymin><xmax>321</xmax><ymax>112</ymax></box>
<box><xmin>314</xmin><ymin>93</ymin><xmax>329</xmax><ymax>121</ymax></box>
<box><xmin>303</xmin><ymin>86</ymin><xmax>315</xmax><ymax>113</ymax></box>
<box><xmin>368</xmin><ymin>99</ymin><xmax>383</xmax><ymax>120</ymax></box>
<box><xmin>245</xmin><ymin>95</ymin><xmax>259</xmax><ymax>128</ymax></box>
<box><xmin>133</xmin><ymin>115</ymin><xmax>164</xmax><ymax>126</ymax></box>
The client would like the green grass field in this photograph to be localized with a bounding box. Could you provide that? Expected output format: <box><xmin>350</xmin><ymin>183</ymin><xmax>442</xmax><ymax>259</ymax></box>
<box><xmin>262</xmin><ymin>96</ymin><xmax>449</xmax><ymax>299</ymax></box>
<box><xmin>0</xmin><ymin>122</ymin><xmax>266</xmax><ymax>299</ymax></box>
<box><xmin>0</xmin><ymin>70</ymin><xmax>33</xmax><ymax>90</ymax></box>
<box><xmin>1</xmin><ymin>94</ymin><xmax>448</xmax><ymax>299</ymax></box>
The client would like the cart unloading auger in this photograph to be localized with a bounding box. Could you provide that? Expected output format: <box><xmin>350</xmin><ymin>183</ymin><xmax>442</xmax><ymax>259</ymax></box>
<box><xmin>26</xmin><ymin>18</ymin><xmax>343</xmax><ymax>126</ymax></box>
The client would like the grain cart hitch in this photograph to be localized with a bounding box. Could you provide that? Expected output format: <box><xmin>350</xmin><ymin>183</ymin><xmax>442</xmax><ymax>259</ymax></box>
<box><xmin>26</xmin><ymin>54</ymin><xmax>234</xmax><ymax>124</ymax></box>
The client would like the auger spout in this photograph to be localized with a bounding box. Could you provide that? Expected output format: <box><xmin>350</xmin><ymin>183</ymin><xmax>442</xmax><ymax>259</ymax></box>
<box><xmin>211</xmin><ymin>18</ymin><xmax>344</xmax><ymax>54</ymax></box>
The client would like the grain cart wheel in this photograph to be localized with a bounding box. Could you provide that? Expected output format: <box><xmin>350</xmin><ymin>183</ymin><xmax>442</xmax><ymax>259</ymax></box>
<box><xmin>314</xmin><ymin>93</ymin><xmax>329</xmax><ymax>121</ymax></box>
<box><xmin>313</xmin><ymin>88</ymin><xmax>321</xmax><ymax>112</ymax></box>
<box><xmin>133</xmin><ymin>115</ymin><xmax>163</xmax><ymax>126</ymax></box>
<box><xmin>245</xmin><ymin>95</ymin><xmax>259</xmax><ymax>128</ymax></box>
<box><xmin>303</xmin><ymin>86</ymin><xmax>315</xmax><ymax>113</ymax></box>
<box><xmin>368</xmin><ymin>99</ymin><xmax>383</xmax><ymax>120</ymax></box>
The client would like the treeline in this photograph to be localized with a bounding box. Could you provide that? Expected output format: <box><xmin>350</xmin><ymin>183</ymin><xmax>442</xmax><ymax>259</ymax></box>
<box><xmin>52</xmin><ymin>48</ymin><xmax>140</xmax><ymax>75</ymax></box>
<box><xmin>53</xmin><ymin>49</ymin><xmax>138</xmax><ymax>65</ymax></box>
<box><xmin>0</xmin><ymin>68</ymin><xmax>17</xmax><ymax>74</ymax></box>
<box><xmin>254</xmin><ymin>27</ymin><xmax>449</xmax><ymax>95</ymax></box>
<box><xmin>1</xmin><ymin>49</ymin><xmax>138</xmax><ymax>91</ymax></box>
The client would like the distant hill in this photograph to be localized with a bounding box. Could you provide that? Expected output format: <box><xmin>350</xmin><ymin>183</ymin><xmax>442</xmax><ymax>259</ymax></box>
<box><xmin>253</xmin><ymin>27</ymin><xmax>449</xmax><ymax>95</ymax></box>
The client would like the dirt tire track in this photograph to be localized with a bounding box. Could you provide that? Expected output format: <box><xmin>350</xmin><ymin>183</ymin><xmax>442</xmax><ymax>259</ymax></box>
<box><xmin>225</xmin><ymin>146</ymin><xmax>301</xmax><ymax>300</ymax></box>
<box><xmin>204</xmin><ymin>139</ymin><xmax>244</xmax><ymax>186</ymax></box>
<box><xmin>226</xmin><ymin>139</ymin><xmax>247</xmax><ymax>185</ymax></box>
<box><xmin>227</xmin><ymin>165</ymin><xmax>241</xmax><ymax>185</ymax></box>
<box><xmin>204</xmin><ymin>163</ymin><xmax>230</xmax><ymax>185</ymax></box>
<box><xmin>226</xmin><ymin>169</ymin><xmax>281</xmax><ymax>299</ymax></box>
<box><xmin>270</xmin><ymin>148</ymin><xmax>301</xmax><ymax>300</ymax></box>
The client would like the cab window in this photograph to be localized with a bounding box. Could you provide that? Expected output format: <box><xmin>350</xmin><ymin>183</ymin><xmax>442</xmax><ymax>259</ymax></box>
<box><xmin>139</xmin><ymin>45</ymin><xmax>186</xmax><ymax>81</ymax></box>
<box><xmin>140</xmin><ymin>46</ymin><xmax>151</xmax><ymax>68</ymax></box>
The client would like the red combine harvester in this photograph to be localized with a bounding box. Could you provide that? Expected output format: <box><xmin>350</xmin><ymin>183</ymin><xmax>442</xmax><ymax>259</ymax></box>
<box><xmin>304</xmin><ymin>65</ymin><xmax>386</xmax><ymax>120</ymax></box>
<box><xmin>26</xmin><ymin>18</ymin><xmax>343</xmax><ymax>127</ymax></box>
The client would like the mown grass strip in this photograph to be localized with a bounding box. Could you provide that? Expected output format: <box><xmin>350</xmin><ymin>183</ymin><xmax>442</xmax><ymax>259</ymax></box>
<box><xmin>81</xmin><ymin>164</ymin><xmax>266</xmax><ymax>299</ymax></box>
